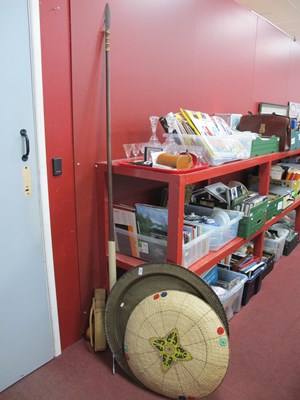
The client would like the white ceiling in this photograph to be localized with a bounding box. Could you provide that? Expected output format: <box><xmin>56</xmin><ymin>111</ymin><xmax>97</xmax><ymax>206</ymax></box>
<box><xmin>235</xmin><ymin>0</ymin><xmax>300</xmax><ymax>42</ymax></box>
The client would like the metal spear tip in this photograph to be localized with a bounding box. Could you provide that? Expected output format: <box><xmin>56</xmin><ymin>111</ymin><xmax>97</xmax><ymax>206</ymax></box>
<box><xmin>105</xmin><ymin>3</ymin><xmax>110</xmax><ymax>30</ymax></box>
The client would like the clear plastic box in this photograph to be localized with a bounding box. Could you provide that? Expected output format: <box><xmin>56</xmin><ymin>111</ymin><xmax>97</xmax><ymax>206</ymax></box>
<box><xmin>201</xmin><ymin>265</ymin><xmax>218</xmax><ymax>285</ymax></box>
<box><xmin>181</xmin><ymin>229</ymin><xmax>212</xmax><ymax>267</ymax></box>
<box><xmin>212</xmin><ymin>267</ymin><xmax>248</xmax><ymax>320</ymax></box>
<box><xmin>169</xmin><ymin>132</ymin><xmax>255</xmax><ymax>165</ymax></box>
<box><xmin>263</xmin><ymin>227</ymin><xmax>289</xmax><ymax>261</ymax></box>
<box><xmin>201</xmin><ymin>133</ymin><xmax>254</xmax><ymax>165</ymax></box>
<box><xmin>185</xmin><ymin>205</ymin><xmax>244</xmax><ymax>251</ymax></box>
<box><xmin>114</xmin><ymin>227</ymin><xmax>212</xmax><ymax>268</ymax></box>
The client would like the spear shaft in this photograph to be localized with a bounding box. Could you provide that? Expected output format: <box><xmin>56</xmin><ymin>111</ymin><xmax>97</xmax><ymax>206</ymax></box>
<box><xmin>104</xmin><ymin>3</ymin><xmax>116</xmax><ymax>290</ymax></box>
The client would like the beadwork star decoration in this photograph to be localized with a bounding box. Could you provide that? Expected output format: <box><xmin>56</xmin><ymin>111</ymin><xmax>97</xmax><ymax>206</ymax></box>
<box><xmin>149</xmin><ymin>328</ymin><xmax>192</xmax><ymax>372</ymax></box>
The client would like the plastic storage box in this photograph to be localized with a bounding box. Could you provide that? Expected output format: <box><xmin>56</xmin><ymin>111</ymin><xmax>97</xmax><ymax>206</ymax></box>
<box><xmin>242</xmin><ymin>265</ymin><xmax>265</xmax><ymax>305</ymax></box>
<box><xmin>201</xmin><ymin>265</ymin><xmax>218</xmax><ymax>285</ymax></box>
<box><xmin>185</xmin><ymin>205</ymin><xmax>243</xmax><ymax>251</ymax></box>
<box><xmin>270</xmin><ymin>222</ymin><xmax>299</xmax><ymax>256</ymax></box>
<box><xmin>263</xmin><ymin>227</ymin><xmax>289</xmax><ymax>262</ymax></box>
<box><xmin>201</xmin><ymin>134</ymin><xmax>253</xmax><ymax>165</ymax></box>
<box><xmin>114</xmin><ymin>227</ymin><xmax>212</xmax><ymax>267</ymax></box>
<box><xmin>212</xmin><ymin>267</ymin><xmax>248</xmax><ymax>320</ymax></box>
<box><xmin>170</xmin><ymin>132</ymin><xmax>255</xmax><ymax>165</ymax></box>
<box><xmin>181</xmin><ymin>229</ymin><xmax>212</xmax><ymax>267</ymax></box>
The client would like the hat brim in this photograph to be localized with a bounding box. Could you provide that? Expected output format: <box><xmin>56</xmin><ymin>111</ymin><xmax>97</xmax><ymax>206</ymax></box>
<box><xmin>105</xmin><ymin>262</ymin><xmax>228</xmax><ymax>381</ymax></box>
<box><xmin>124</xmin><ymin>290</ymin><xmax>230</xmax><ymax>399</ymax></box>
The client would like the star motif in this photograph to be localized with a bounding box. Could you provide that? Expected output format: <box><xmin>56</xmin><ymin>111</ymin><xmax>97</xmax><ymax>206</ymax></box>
<box><xmin>149</xmin><ymin>328</ymin><xmax>192</xmax><ymax>372</ymax></box>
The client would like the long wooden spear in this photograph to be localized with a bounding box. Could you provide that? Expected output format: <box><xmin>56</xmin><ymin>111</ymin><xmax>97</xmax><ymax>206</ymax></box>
<box><xmin>104</xmin><ymin>3</ymin><xmax>116</xmax><ymax>291</ymax></box>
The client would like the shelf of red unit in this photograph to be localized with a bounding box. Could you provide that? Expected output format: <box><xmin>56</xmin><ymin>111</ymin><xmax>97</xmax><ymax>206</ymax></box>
<box><xmin>96</xmin><ymin>148</ymin><xmax>300</xmax><ymax>287</ymax></box>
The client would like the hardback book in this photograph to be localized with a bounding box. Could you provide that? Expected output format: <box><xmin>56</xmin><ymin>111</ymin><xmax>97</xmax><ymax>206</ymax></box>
<box><xmin>183</xmin><ymin>225</ymin><xmax>194</xmax><ymax>243</ymax></box>
<box><xmin>180</xmin><ymin>108</ymin><xmax>222</xmax><ymax>136</ymax></box>
<box><xmin>113</xmin><ymin>204</ymin><xmax>139</xmax><ymax>258</ymax></box>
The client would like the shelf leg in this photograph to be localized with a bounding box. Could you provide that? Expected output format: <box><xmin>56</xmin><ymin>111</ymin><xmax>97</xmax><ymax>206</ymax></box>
<box><xmin>259</xmin><ymin>161</ymin><xmax>271</xmax><ymax>195</ymax></box>
<box><xmin>167</xmin><ymin>179</ymin><xmax>185</xmax><ymax>264</ymax></box>
<box><xmin>253</xmin><ymin>232</ymin><xmax>264</xmax><ymax>259</ymax></box>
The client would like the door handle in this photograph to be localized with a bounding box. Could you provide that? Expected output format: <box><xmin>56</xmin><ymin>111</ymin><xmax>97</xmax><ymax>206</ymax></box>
<box><xmin>20</xmin><ymin>129</ymin><xmax>30</xmax><ymax>161</ymax></box>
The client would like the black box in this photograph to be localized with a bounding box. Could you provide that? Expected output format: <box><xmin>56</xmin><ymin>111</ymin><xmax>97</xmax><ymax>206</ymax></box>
<box><xmin>242</xmin><ymin>266</ymin><xmax>264</xmax><ymax>306</ymax></box>
<box><xmin>283</xmin><ymin>231</ymin><xmax>299</xmax><ymax>256</ymax></box>
<box><xmin>261</xmin><ymin>252</ymin><xmax>275</xmax><ymax>279</ymax></box>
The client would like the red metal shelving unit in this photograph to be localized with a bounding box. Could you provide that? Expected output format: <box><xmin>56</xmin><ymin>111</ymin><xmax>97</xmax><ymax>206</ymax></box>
<box><xmin>96</xmin><ymin>149</ymin><xmax>300</xmax><ymax>289</ymax></box>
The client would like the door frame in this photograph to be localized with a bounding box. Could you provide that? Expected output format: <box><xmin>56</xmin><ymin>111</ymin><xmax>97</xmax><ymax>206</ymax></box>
<box><xmin>29</xmin><ymin>0</ymin><xmax>61</xmax><ymax>356</ymax></box>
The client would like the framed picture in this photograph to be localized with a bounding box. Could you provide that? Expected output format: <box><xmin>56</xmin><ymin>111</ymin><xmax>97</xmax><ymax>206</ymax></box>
<box><xmin>144</xmin><ymin>146</ymin><xmax>163</xmax><ymax>162</ymax></box>
<box><xmin>258</xmin><ymin>102</ymin><xmax>288</xmax><ymax>116</ymax></box>
<box><xmin>289</xmin><ymin>102</ymin><xmax>300</xmax><ymax>121</ymax></box>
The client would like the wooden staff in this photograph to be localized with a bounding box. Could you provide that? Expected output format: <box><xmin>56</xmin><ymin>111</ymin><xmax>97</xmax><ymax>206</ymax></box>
<box><xmin>104</xmin><ymin>3</ymin><xmax>116</xmax><ymax>290</ymax></box>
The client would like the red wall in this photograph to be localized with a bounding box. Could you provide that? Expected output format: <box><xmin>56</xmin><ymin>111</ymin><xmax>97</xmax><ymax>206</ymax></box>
<box><xmin>40</xmin><ymin>0</ymin><xmax>300</xmax><ymax>348</ymax></box>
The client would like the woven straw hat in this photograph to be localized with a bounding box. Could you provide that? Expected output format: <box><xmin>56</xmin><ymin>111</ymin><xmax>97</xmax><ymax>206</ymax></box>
<box><xmin>105</xmin><ymin>262</ymin><xmax>228</xmax><ymax>382</ymax></box>
<box><xmin>124</xmin><ymin>290</ymin><xmax>230</xmax><ymax>399</ymax></box>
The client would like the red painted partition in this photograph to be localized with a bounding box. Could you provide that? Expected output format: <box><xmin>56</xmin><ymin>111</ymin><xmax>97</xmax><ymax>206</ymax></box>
<box><xmin>40</xmin><ymin>0</ymin><xmax>300</xmax><ymax>347</ymax></box>
<box><xmin>253</xmin><ymin>18</ymin><xmax>291</xmax><ymax>104</ymax></box>
<box><xmin>193</xmin><ymin>0</ymin><xmax>258</xmax><ymax>113</ymax></box>
<box><xmin>288</xmin><ymin>41</ymin><xmax>300</xmax><ymax>97</ymax></box>
<box><xmin>39</xmin><ymin>0</ymin><xmax>81</xmax><ymax>349</ymax></box>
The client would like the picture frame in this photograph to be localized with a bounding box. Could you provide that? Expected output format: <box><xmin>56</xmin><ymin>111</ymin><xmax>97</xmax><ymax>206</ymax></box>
<box><xmin>258</xmin><ymin>102</ymin><xmax>288</xmax><ymax>116</ymax></box>
<box><xmin>144</xmin><ymin>146</ymin><xmax>163</xmax><ymax>162</ymax></box>
<box><xmin>289</xmin><ymin>102</ymin><xmax>300</xmax><ymax>121</ymax></box>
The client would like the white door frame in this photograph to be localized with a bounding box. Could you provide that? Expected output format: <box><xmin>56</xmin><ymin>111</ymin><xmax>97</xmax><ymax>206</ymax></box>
<box><xmin>28</xmin><ymin>0</ymin><xmax>61</xmax><ymax>356</ymax></box>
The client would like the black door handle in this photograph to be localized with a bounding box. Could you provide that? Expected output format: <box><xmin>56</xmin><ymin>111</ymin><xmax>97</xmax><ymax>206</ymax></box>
<box><xmin>20</xmin><ymin>129</ymin><xmax>30</xmax><ymax>161</ymax></box>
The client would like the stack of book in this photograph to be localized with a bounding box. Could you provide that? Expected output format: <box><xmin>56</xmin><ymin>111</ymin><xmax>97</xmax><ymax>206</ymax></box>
<box><xmin>160</xmin><ymin>109</ymin><xmax>252</xmax><ymax>165</ymax></box>
<box><xmin>230</xmin><ymin>255</ymin><xmax>265</xmax><ymax>278</ymax></box>
<box><xmin>232</xmin><ymin>192</ymin><xmax>268</xmax><ymax>216</ymax></box>
<box><xmin>160</xmin><ymin>109</ymin><xmax>233</xmax><ymax>137</ymax></box>
<box><xmin>183</xmin><ymin>218</ymin><xmax>203</xmax><ymax>244</ymax></box>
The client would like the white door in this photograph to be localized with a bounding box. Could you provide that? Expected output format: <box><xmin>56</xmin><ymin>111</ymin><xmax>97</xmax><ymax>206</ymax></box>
<box><xmin>0</xmin><ymin>0</ymin><xmax>57</xmax><ymax>391</ymax></box>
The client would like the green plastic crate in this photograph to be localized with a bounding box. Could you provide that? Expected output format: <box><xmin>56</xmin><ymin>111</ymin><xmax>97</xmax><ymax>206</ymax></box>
<box><xmin>237</xmin><ymin>200</ymin><xmax>268</xmax><ymax>239</ymax></box>
<box><xmin>266</xmin><ymin>194</ymin><xmax>284</xmax><ymax>221</ymax></box>
<box><xmin>290</xmin><ymin>129</ymin><xmax>300</xmax><ymax>150</ymax></box>
<box><xmin>250</xmin><ymin>136</ymin><xmax>280</xmax><ymax>157</ymax></box>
